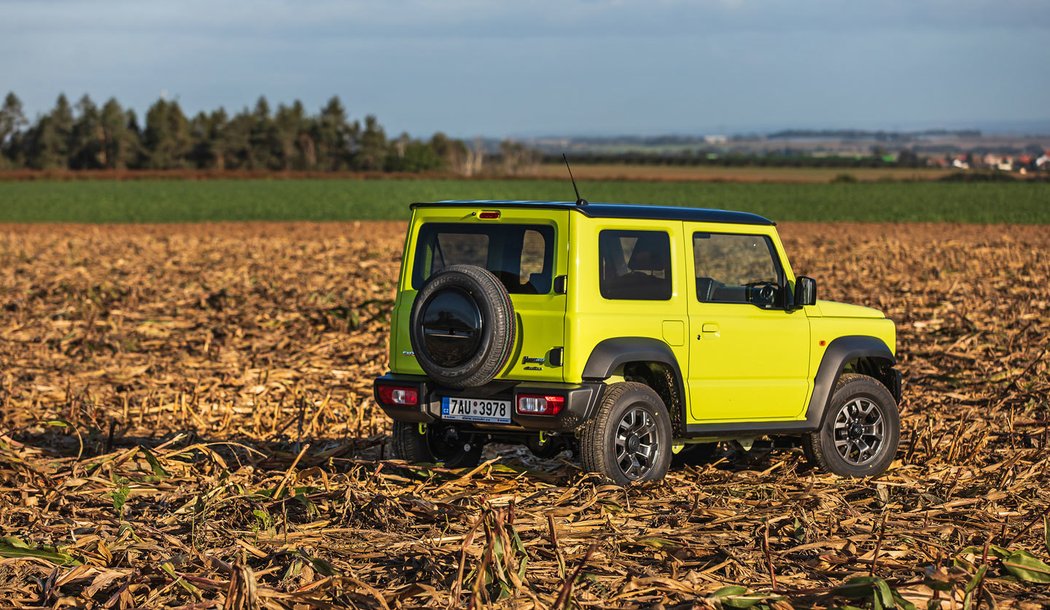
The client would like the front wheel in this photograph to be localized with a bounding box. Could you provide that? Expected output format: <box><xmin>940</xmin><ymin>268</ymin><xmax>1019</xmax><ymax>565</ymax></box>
<box><xmin>391</xmin><ymin>421</ymin><xmax>483</xmax><ymax>469</ymax></box>
<box><xmin>802</xmin><ymin>373</ymin><xmax>900</xmax><ymax>477</ymax></box>
<box><xmin>579</xmin><ymin>382</ymin><xmax>673</xmax><ymax>485</ymax></box>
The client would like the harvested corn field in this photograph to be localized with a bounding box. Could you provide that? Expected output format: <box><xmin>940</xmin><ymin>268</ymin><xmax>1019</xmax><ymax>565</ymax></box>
<box><xmin>1</xmin><ymin>221</ymin><xmax>1048</xmax><ymax>609</ymax></box>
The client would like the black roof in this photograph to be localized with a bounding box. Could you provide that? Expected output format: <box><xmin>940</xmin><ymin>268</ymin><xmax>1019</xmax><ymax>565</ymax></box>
<box><xmin>411</xmin><ymin>200</ymin><xmax>774</xmax><ymax>226</ymax></box>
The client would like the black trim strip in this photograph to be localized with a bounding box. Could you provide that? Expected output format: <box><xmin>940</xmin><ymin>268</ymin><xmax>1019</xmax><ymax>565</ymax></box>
<box><xmin>411</xmin><ymin>200</ymin><xmax>775</xmax><ymax>226</ymax></box>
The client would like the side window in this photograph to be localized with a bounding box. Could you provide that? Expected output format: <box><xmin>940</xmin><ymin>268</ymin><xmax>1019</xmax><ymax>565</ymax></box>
<box><xmin>599</xmin><ymin>230</ymin><xmax>672</xmax><ymax>300</ymax></box>
<box><xmin>694</xmin><ymin>233</ymin><xmax>782</xmax><ymax>303</ymax></box>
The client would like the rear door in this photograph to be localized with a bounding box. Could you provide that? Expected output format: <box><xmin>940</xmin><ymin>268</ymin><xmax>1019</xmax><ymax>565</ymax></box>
<box><xmin>684</xmin><ymin>224</ymin><xmax>811</xmax><ymax>422</ymax></box>
<box><xmin>393</xmin><ymin>206</ymin><xmax>569</xmax><ymax>382</ymax></box>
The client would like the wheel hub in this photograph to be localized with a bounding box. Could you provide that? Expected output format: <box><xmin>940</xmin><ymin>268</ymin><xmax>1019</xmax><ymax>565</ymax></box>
<box><xmin>833</xmin><ymin>397</ymin><xmax>886</xmax><ymax>466</ymax></box>
<box><xmin>614</xmin><ymin>407</ymin><xmax>659</xmax><ymax>480</ymax></box>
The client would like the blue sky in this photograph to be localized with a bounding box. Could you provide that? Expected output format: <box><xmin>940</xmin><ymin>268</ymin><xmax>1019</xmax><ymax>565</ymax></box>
<box><xmin>2</xmin><ymin>0</ymin><xmax>1048</xmax><ymax>137</ymax></box>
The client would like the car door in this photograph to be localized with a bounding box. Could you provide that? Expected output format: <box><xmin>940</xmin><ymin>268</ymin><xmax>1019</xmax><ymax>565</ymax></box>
<box><xmin>685</xmin><ymin>224</ymin><xmax>811</xmax><ymax>422</ymax></box>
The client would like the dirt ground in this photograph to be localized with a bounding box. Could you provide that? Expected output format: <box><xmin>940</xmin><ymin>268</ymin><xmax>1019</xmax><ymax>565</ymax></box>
<box><xmin>1</xmin><ymin>221</ymin><xmax>1048</xmax><ymax>608</ymax></box>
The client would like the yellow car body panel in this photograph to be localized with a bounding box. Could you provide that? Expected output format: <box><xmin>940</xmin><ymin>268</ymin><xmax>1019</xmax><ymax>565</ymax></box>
<box><xmin>562</xmin><ymin>214</ymin><xmax>690</xmax><ymax>385</ymax></box>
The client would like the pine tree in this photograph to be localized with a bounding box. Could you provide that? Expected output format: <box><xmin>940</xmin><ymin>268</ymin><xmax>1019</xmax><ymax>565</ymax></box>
<box><xmin>24</xmin><ymin>94</ymin><xmax>74</xmax><ymax>169</ymax></box>
<box><xmin>70</xmin><ymin>94</ymin><xmax>104</xmax><ymax>169</ymax></box>
<box><xmin>223</xmin><ymin>108</ymin><xmax>253</xmax><ymax>170</ymax></box>
<box><xmin>189</xmin><ymin>108</ymin><xmax>228</xmax><ymax>170</ymax></box>
<box><xmin>143</xmin><ymin>98</ymin><xmax>191</xmax><ymax>168</ymax></box>
<box><xmin>249</xmin><ymin>96</ymin><xmax>279</xmax><ymax>169</ymax></box>
<box><xmin>356</xmin><ymin>114</ymin><xmax>387</xmax><ymax>171</ymax></box>
<box><xmin>0</xmin><ymin>92</ymin><xmax>27</xmax><ymax>167</ymax></box>
<box><xmin>274</xmin><ymin>100</ymin><xmax>311</xmax><ymax>170</ymax></box>
<box><xmin>52</xmin><ymin>94</ymin><xmax>74</xmax><ymax>163</ymax></box>
<box><xmin>99</xmin><ymin>98</ymin><xmax>137</xmax><ymax>169</ymax></box>
<box><xmin>314</xmin><ymin>96</ymin><xmax>355</xmax><ymax>170</ymax></box>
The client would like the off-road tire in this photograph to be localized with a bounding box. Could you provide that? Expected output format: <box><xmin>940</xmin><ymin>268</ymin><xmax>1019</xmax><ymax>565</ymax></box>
<box><xmin>390</xmin><ymin>421</ymin><xmax>483</xmax><ymax>469</ymax></box>
<box><xmin>409</xmin><ymin>265</ymin><xmax>516</xmax><ymax>389</ymax></box>
<box><xmin>802</xmin><ymin>373</ymin><xmax>900</xmax><ymax>477</ymax></box>
<box><xmin>579</xmin><ymin>382</ymin><xmax>673</xmax><ymax>485</ymax></box>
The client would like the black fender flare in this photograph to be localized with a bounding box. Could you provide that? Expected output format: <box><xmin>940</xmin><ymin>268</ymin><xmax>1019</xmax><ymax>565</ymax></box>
<box><xmin>582</xmin><ymin>337</ymin><xmax>687</xmax><ymax>428</ymax></box>
<box><xmin>803</xmin><ymin>335</ymin><xmax>896</xmax><ymax>429</ymax></box>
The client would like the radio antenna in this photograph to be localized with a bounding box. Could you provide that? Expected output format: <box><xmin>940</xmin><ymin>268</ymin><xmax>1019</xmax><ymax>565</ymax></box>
<box><xmin>562</xmin><ymin>153</ymin><xmax>587</xmax><ymax>206</ymax></box>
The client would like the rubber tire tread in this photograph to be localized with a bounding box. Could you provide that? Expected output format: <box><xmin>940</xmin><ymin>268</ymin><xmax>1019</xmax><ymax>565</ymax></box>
<box><xmin>802</xmin><ymin>373</ymin><xmax>900</xmax><ymax>477</ymax></box>
<box><xmin>409</xmin><ymin>264</ymin><xmax>516</xmax><ymax>389</ymax></box>
<box><xmin>579</xmin><ymin>382</ymin><xmax>673</xmax><ymax>485</ymax></box>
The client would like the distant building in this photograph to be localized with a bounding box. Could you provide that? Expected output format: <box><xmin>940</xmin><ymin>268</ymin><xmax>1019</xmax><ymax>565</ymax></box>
<box><xmin>703</xmin><ymin>135</ymin><xmax>728</xmax><ymax>145</ymax></box>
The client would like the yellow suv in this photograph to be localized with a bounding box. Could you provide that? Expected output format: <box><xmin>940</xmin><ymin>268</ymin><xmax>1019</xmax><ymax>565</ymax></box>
<box><xmin>373</xmin><ymin>200</ymin><xmax>902</xmax><ymax>484</ymax></box>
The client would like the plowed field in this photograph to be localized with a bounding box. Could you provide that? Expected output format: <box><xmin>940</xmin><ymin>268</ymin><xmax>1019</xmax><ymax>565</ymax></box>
<box><xmin>1</xmin><ymin>222</ymin><xmax>1048</xmax><ymax>609</ymax></box>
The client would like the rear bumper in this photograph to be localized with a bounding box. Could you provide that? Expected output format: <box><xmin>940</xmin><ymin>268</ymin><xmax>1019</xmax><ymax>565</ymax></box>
<box><xmin>373</xmin><ymin>373</ymin><xmax>605</xmax><ymax>433</ymax></box>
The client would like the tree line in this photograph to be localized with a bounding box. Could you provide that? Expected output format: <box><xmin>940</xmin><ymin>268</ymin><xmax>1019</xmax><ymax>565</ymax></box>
<box><xmin>0</xmin><ymin>92</ymin><xmax>475</xmax><ymax>173</ymax></box>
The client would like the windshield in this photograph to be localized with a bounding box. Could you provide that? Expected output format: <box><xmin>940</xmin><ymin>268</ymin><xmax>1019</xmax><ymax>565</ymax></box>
<box><xmin>412</xmin><ymin>223</ymin><xmax>555</xmax><ymax>294</ymax></box>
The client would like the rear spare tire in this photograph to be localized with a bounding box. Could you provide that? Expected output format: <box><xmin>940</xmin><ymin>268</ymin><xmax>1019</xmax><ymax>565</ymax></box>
<box><xmin>409</xmin><ymin>265</ymin><xmax>516</xmax><ymax>388</ymax></box>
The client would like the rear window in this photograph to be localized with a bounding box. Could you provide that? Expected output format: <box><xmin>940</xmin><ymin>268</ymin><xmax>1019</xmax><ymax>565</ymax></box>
<box><xmin>412</xmin><ymin>223</ymin><xmax>555</xmax><ymax>294</ymax></box>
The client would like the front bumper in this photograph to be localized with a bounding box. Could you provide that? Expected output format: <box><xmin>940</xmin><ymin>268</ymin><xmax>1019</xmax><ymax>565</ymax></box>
<box><xmin>373</xmin><ymin>373</ymin><xmax>605</xmax><ymax>433</ymax></box>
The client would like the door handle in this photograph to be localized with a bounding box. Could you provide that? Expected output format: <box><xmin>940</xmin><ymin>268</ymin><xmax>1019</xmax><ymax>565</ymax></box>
<box><xmin>698</xmin><ymin>323</ymin><xmax>720</xmax><ymax>340</ymax></box>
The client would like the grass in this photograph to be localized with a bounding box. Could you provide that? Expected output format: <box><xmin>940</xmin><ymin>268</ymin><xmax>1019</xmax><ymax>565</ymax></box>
<box><xmin>0</xmin><ymin>178</ymin><xmax>1047</xmax><ymax>223</ymax></box>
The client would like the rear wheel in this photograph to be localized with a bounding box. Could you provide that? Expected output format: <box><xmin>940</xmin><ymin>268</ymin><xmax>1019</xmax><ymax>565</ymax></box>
<box><xmin>580</xmin><ymin>382</ymin><xmax>672</xmax><ymax>485</ymax></box>
<box><xmin>391</xmin><ymin>421</ymin><xmax>483</xmax><ymax>469</ymax></box>
<box><xmin>802</xmin><ymin>373</ymin><xmax>900</xmax><ymax>477</ymax></box>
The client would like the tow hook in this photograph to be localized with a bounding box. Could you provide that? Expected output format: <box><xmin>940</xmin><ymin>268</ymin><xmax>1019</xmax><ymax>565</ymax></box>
<box><xmin>418</xmin><ymin>423</ymin><xmax>428</xmax><ymax>435</ymax></box>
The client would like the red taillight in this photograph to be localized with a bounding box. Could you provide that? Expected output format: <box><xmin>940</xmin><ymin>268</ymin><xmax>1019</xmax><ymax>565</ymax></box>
<box><xmin>516</xmin><ymin>394</ymin><xmax>565</xmax><ymax>416</ymax></box>
<box><xmin>478</xmin><ymin>210</ymin><xmax>501</xmax><ymax>219</ymax></box>
<box><xmin>377</xmin><ymin>384</ymin><xmax>419</xmax><ymax>407</ymax></box>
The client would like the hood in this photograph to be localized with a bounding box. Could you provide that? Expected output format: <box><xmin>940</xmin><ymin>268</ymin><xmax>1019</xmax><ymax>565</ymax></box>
<box><xmin>815</xmin><ymin>300</ymin><xmax>885</xmax><ymax>319</ymax></box>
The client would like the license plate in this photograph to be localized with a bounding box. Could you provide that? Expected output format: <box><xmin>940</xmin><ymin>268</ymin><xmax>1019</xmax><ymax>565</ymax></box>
<box><xmin>441</xmin><ymin>396</ymin><xmax>512</xmax><ymax>424</ymax></box>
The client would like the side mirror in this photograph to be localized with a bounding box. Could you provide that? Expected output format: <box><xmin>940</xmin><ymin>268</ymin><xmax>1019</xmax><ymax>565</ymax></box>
<box><xmin>794</xmin><ymin>276</ymin><xmax>817</xmax><ymax>308</ymax></box>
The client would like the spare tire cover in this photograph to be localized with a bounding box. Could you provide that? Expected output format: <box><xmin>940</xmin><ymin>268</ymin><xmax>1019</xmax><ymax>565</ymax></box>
<box><xmin>409</xmin><ymin>265</ymin><xmax>517</xmax><ymax>388</ymax></box>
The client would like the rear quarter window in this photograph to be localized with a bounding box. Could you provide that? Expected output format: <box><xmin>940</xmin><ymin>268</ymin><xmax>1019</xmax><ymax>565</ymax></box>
<box><xmin>599</xmin><ymin>230</ymin><xmax>672</xmax><ymax>301</ymax></box>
